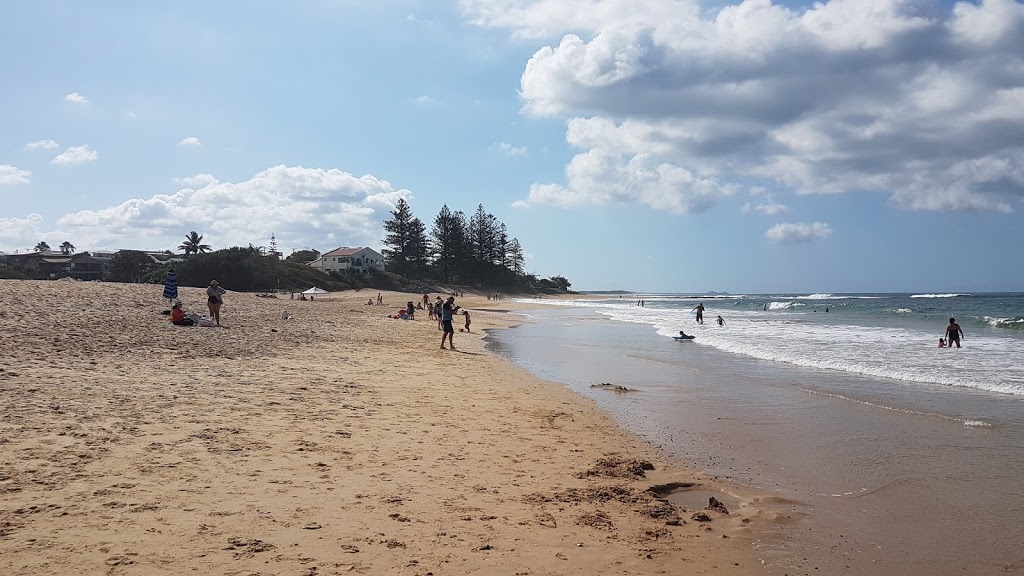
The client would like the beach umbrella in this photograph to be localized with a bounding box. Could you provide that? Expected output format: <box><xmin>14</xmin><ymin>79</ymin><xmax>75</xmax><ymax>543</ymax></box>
<box><xmin>302</xmin><ymin>287</ymin><xmax>329</xmax><ymax>295</ymax></box>
<box><xmin>162</xmin><ymin>268</ymin><xmax>178</xmax><ymax>302</ymax></box>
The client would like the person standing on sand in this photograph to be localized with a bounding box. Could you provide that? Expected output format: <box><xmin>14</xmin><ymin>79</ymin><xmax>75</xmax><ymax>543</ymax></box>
<box><xmin>435</xmin><ymin>296</ymin><xmax>444</xmax><ymax>331</ymax></box>
<box><xmin>207</xmin><ymin>280</ymin><xmax>226</xmax><ymax>326</ymax></box>
<box><xmin>440</xmin><ymin>296</ymin><xmax>458</xmax><ymax>350</ymax></box>
<box><xmin>692</xmin><ymin>302</ymin><xmax>705</xmax><ymax>324</ymax></box>
<box><xmin>945</xmin><ymin>318</ymin><xmax>964</xmax><ymax>348</ymax></box>
<box><xmin>462</xmin><ymin>309</ymin><xmax>471</xmax><ymax>333</ymax></box>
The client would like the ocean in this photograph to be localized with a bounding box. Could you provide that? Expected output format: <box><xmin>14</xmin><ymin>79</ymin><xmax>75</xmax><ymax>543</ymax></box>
<box><xmin>486</xmin><ymin>293</ymin><xmax>1024</xmax><ymax>575</ymax></box>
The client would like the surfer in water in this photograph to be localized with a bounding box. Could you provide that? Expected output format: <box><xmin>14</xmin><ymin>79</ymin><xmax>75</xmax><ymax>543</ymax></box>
<box><xmin>676</xmin><ymin>330</ymin><xmax>693</xmax><ymax>340</ymax></box>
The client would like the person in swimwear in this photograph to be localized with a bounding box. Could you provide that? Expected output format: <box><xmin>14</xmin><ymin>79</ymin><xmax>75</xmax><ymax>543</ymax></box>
<box><xmin>207</xmin><ymin>280</ymin><xmax>226</xmax><ymax>326</ymax></box>
<box><xmin>692</xmin><ymin>303</ymin><xmax>705</xmax><ymax>324</ymax></box>
<box><xmin>945</xmin><ymin>318</ymin><xmax>964</xmax><ymax>348</ymax></box>
<box><xmin>937</xmin><ymin>338</ymin><xmax>946</xmax><ymax>348</ymax></box>
<box><xmin>716</xmin><ymin>315</ymin><xmax>725</xmax><ymax>326</ymax></box>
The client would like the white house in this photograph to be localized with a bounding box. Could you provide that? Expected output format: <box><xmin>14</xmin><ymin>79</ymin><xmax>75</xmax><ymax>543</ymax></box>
<box><xmin>310</xmin><ymin>247</ymin><xmax>386</xmax><ymax>274</ymax></box>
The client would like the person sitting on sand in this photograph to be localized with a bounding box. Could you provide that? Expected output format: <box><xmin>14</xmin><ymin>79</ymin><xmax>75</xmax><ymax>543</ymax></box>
<box><xmin>171</xmin><ymin>301</ymin><xmax>194</xmax><ymax>326</ymax></box>
<box><xmin>366</xmin><ymin>298</ymin><xmax>374</xmax><ymax>305</ymax></box>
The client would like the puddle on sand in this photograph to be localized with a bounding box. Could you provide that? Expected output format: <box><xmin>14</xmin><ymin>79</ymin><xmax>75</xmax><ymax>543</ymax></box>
<box><xmin>651</xmin><ymin>483</ymin><xmax>742</xmax><ymax>513</ymax></box>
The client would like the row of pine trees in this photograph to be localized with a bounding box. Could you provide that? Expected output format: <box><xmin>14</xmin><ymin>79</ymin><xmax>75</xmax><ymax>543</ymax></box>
<box><xmin>382</xmin><ymin>199</ymin><xmax>544</xmax><ymax>288</ymax></box>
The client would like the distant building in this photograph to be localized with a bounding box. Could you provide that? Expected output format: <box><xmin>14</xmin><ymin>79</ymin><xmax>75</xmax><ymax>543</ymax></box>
<box><xmin>310</xmin><ymin>247</ymin><xmax>386</xmax><ymax>275</ymax></box>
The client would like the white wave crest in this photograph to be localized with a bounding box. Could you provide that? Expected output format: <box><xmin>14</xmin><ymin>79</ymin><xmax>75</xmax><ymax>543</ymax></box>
<box><xmin>797</xmin><ymin>293</ymin><xmax>835</xmax><ymax>300</ymax></box>
<box><xmin>768</xmin><ymin>301</ymin><xmax>804</xmax><ymax>310</ymax></box>
<box><xmin>910</xmin><ymin>293</ymin><xmax>968</xmax><ymax>298</ymax></box>
<box><xmin>894</xmin><ymin>308</ymin><xmax>913</xmax><ymax>314</ymax></box>
<box><xmin>963</xmin><ymin>420</ymin><xmax>992</xmax><ymax>428</ymax></box>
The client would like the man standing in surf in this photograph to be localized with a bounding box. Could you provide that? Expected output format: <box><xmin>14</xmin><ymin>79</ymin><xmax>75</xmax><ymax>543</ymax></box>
<box><xmin>692</xmin><ymin>302</ymin><xmax>705</xmax><ymax>324</ymax></box>
<box><xmin>945</xmin><ymin>318</ymin><xmax>964</xmax><ymax>348</ymax></box>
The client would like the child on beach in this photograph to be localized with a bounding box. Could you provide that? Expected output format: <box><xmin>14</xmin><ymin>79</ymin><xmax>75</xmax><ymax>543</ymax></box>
<box><xmin>463</xmin><ymin>309</ymin><xmax>471</xmax><ymax>333</ymax></box>
<box><xmin>938</xmin><ymin>338</ymin><xmax>946</xmax><ymax>348</ymax></box>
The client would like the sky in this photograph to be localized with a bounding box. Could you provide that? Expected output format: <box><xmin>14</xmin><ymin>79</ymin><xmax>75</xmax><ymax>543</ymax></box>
<box><xmin>1</xmin><ymin>0</ymin><xmax>1023</xmax><ymax>293</ymax></box>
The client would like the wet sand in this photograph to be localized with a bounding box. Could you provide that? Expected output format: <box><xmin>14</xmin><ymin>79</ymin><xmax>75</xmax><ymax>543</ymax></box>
<box><xmin>0</xmin><ymin>280</ymin><xmax>776</xmax><ymax>575</ymax></box>
<box><xmin>487</xmin><ymin>306</ymin><xmax>1024</xmax><ymax>575</ymax></box>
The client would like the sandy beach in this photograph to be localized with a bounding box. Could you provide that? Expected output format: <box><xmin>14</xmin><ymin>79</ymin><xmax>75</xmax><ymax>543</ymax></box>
<box><xmin>0</xmin><ymin>280</ymin><xmax>789</xmax><ymax>575</ymax></box>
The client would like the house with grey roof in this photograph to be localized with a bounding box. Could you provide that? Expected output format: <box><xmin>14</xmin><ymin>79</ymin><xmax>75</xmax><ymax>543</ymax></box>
<box><xmin>310</xmin><ymin>247</ymin><xmax>385</xmax><ymax>275</ymax></box>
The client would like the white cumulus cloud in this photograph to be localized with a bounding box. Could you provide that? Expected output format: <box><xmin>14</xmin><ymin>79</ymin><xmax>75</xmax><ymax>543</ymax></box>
<box><xmin>64</xmin><ymin>92</ymin><xmax>89</xmax><ymax>104</ymax></box>
<box><xmin>24</xmin><ymin>139</ymin><xmax>59</xmax><ymax>151</ymax></box>
<box><xmin>765</xmin><ymin>222</ymin><xmax>833</xmax><ymax>244</ymax></box>
<box><xmin>0</xmin><ymin>165</ymin><xmax>32</xmax><ymax>185</ymax></box>
<box><xmin>0</xmin><ymin>214</ymin><xmax>45</xmax><ymax>246</ymax></box>
<box><xmin>462</xmin><ymin>0</ymin><xmax>1024</xmax><ymax>214</ymax></box>
<box><xmin>51</xmin><ymin>145</ymin><xmax>98</xmax><ymax>166</ymax></box>
<box><xmin>178</xmin><ymin>136</ymin><xmax>201</xmax><ymax>146</ymax></box>
<box><xmin>52</xmin><ymin>165</ymin><xmax>411</xmax><ymax>252</ymax></box>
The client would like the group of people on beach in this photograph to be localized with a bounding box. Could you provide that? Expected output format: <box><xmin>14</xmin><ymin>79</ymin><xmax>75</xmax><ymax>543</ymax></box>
<box><xmin>170</xmin><ymin>279</ymin><xmax>226</xmax><ymax>327</ymax></box>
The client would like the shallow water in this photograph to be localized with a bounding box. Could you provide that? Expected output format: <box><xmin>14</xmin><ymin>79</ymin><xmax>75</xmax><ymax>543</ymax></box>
<box><xmin>487</xmin><ymin>307</ymin><xmax>1024</xmax><ymax>575</ymax></box>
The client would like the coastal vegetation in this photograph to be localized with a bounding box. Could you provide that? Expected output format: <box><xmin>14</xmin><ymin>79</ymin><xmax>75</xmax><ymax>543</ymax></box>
<box><xmin>381</xmin><ymin>200</ymin><xmax>565</xmax><ymax>291</ymax></box>
<box><xmin>4</xmin><ymin>203</ymin><xmax>572</xmax><ymax>293</ymax></box>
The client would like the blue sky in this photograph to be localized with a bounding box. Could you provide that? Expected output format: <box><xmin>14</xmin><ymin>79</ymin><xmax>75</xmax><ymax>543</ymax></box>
<box><xmin>2</xmin><ymin>0</ymin><xmax>1022</xmax><ymax>293</ymax></box>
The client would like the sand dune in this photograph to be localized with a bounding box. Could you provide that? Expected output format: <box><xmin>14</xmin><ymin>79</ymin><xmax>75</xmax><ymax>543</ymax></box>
<box><xmin>1</xmin><ymin>279</ymin><xmax>772</xmax><ymax>575</ymax></box>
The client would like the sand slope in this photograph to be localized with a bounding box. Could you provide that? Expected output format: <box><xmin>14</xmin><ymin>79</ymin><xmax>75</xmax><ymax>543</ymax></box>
<box><xmin>1</xmin><ymin>280</ymin><xmax>768</xmax><ymax>575</ymax></box>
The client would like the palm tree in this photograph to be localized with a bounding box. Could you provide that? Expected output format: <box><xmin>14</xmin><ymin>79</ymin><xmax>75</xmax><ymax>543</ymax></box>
<box><xmin>34</xmin><ymin>241</ymin><xmax>51</xmax><ymax>252</ymax></box>
<box><xmin>178</xmin><ymin>231</ymin><xmax>212</xmax><ymax>256</ymax></box>
<box><xmin>59</xmin><ymin>241</ymin><xmax>76</xmax><ymax>255</ymax></box>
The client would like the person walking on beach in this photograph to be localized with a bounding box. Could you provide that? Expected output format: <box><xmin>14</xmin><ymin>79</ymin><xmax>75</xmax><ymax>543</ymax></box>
<box><xmin>945</xmin><ymin>318</ymin><xmax>964</xmax><ymax>348</ymax></box>
<box><xmin>462</xmin><ymin>309</ymin><xmax>471</xmax><ymax>333</ymax></box>
<box><xmin>692</xmin><ymin>302</ymin><xmax>705</xmax><ymax>324</ymax></box>
<box><xmin>440</xmin><ymin>296</ymin><xmax>458</xmax><ymax>350</ymax></box>
<box><xmin>206</xmin><ymin>280</ymin><xmax>226</xmax><ymax>326</ymax></box>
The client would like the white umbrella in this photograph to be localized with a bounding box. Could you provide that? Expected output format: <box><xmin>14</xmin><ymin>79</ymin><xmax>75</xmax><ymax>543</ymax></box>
<box><xmin>302</xmin><ymin>287</ymin><xmax>329</xmax><ymax>295</ymax></box>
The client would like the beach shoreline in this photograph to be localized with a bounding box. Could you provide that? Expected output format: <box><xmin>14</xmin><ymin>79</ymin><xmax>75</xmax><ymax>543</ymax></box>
<box><xmin>1</xmin><ymin>280</ymin><xmax>781</xmax><ymax>575</ymax></box>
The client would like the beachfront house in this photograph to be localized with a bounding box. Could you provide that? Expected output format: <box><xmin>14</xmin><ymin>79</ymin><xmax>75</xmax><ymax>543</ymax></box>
<box><xmin>310</xmin><ymin>247</ymin><xmax>386</xmax><ymax>275</ymax></box>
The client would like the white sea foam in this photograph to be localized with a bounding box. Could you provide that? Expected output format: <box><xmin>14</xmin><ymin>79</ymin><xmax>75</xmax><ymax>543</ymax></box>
<box><xmin>894</xmin><ymin>308</ymin><xmax>913</xmax><ymax>314</ymax></box>
<box><xmin>963</xmin><ymin>420</ymin><xmax>992</xmax><ymax>428</ymax></box>
<box><xmin>910</xmin><ymin>293</ymin><xmax>969</xmax><ymax>298</ymax></box>
<box><xmin>985</xmin><ymin>316</ymin><xmax>1024</xmax><ymax>329</ymax></box>
<box><xmin>513</xmin><ymin>297</ymin><xmax>1024</xmax><ymax>397</ymax></box>
<box><xmin>768</xmin><ymin>301</ymin><xmax>804</xmax><ymax>310</ymax></box>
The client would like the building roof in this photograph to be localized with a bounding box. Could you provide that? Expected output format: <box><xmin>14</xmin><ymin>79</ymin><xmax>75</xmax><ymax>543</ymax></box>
<box><xmin>321</xmin><ymin>247</ymin><xmax>364</xmax><ymax>258</ymax></box>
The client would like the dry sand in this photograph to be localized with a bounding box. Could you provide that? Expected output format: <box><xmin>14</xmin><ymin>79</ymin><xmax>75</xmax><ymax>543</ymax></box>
<box><xmin>1</xmin><ymin>280</ymin><xmax>781</xmax><ymax>575</ymax></box>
